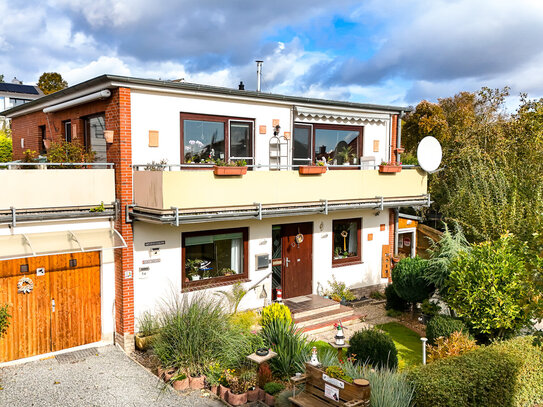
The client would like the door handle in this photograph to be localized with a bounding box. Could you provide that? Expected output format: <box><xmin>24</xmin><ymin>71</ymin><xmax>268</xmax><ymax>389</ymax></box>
<box><xmin>51</xmin><ymin>299</ymin><xmax>55</xmax><ymax>313</ymax></box>
<box><xmin>284</xmin><ymin>258</ymin><xmax>290</xmax><ymax>268</ymax></box>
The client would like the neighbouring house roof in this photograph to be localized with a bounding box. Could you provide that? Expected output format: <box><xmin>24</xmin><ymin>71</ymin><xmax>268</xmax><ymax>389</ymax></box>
<box><xmin>0</xmin><ymin>82</ymin><xmax>41</xmax><ymax>96</ymax></box>
<box><xmin>1</xmin><ymin>74</ymin><xmax>412</xmax><ymax>118</ymax></box>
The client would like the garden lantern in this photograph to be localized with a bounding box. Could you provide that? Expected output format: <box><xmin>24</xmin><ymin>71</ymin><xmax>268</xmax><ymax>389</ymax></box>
<box><xmin>334</xmin><ymin>320</ymin><xmax>345</xmax><ymax>346</ymax></box>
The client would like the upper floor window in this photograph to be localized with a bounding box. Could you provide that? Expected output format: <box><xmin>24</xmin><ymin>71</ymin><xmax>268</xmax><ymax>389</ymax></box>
<box><xmin>10</xmin><ymin>98</ymin><xmax>32</xmax><ymax>107</ymax></box>
<box><xmin>332</xmin><ymin>218</ymin><xmax>362</xmax><ymax>267</ymax></box>
<box><xmin>293</xmin><ymin>124</ymin><xmax>363</xmax><ymax>167</ymax></box>
<box><xmin>63</xmin><ymin>120</ymin><xmax>72</xmax><ymax>143</ymax></box>
<box><xmin>38</xmin><ymin>125</ymin><xmax>46</xmax><ymax>155</ymax></box>
<box><xmin>181</xmin><ymin>113</ymin><xmax>254</xmax><ymax>166</ymax></box>
<box><xmin>84</xmin><ymin>114</ymin><xmax>106</xmax><ymax>163</ymax></box>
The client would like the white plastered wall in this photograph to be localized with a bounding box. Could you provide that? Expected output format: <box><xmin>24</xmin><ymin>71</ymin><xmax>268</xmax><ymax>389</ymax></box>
<box><xmin>0</xmin><ymin>218</ymin><xmax>116</xmax><ymax>342</ymax></box>
<box><xmin>132</xmin><ymin>209</ymin><xmax>391</xmax><ymax>329</ymax></box>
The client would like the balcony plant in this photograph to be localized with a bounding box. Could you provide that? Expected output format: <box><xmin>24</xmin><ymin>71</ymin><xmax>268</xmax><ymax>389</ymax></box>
<box><xmin>213</xmin><ymin>159</ymin><xmax>248</xmax><ymax>176</ymax></box>
<box><xmin>379</xmin><ymin>161</ymin><xmax>402</xmax><ymax>173</ymax></box>
<box><xmin>337</xmin><ymin>146</ymin><xmax>353</xmax><ymax>165</ymax></box>
<box><xmin>298</xmin><ymin>159</ymin><xmax>327</xmax><ymax>175</ymax></box>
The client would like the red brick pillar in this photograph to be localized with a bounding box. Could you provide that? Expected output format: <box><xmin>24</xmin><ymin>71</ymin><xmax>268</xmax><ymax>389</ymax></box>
<box><xmin>106</xmin><ymin>88</ymin><xmax>134</xmax><ymax>351</ymax></box>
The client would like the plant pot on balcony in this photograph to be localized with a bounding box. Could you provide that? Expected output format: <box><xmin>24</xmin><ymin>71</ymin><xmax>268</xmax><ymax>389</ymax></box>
<box><xmin>104</xmin><ymin>130</ymin><xmax>114</xmax><ymax>144</ymax></box>
<box><xmin>378</xmin><ymin>164</ymin><xmax>402</xmax><ymax>173</ymax></box>
<box><xmin>213</xmin><ymin>166</ymin><xmax>247</xmax><ymax>176</ymax></box>
<box><xmin>135</xmin><ymin>332</ymin><xmax>157</xmax><ymax>351</ymax></box>
<box><xmin>298</xmin><ymin>165</ymin><xmax>327</xmax><ymax>175</ymax></box>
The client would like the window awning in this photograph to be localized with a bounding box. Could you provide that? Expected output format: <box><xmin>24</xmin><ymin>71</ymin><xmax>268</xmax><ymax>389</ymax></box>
<box><xmin>294</xmin><ymin>106</ymin><xmax>390</xmax><ymax>124</ymax></box>
<box><xmin>0</xmin><ymin>228</ymin><xmax>127</xmax><ymax>261</ymax></box>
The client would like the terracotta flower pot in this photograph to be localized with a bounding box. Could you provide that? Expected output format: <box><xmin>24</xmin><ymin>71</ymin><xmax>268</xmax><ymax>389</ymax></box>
<box><xmin>298</xmin><ymin>165</ymin><xmax>327</xmax><ymax>175</ymax></box>
<box><xmin>213</xmin><ymin>166</ymin><xmax>247</xmax><ymax>176</ymax></box>
<box><xmin>247</xmin><ymin>387</ymin><xmax>261</xmax><ymax>402</ymax></box>
<box><xmin>265</xmin><ymin>393</ymin><xmax>275</xmax><ymax>406</ymax></box>
<box><xmin>227</xmin><ymin>390</ymin><xmax>248</xmax><ymax>406</ymax></box>
<box><xmin>219</xmin><ymin>384</ymin><xmax>229</xmax><ymax>400</ymax></box>
<box><xmin>259</xmin><ymin>388</ymin><xmax>266</xmax><ymax>401</ymax></box>
<box><xmin>135</xmin><ymin>333</ymin><xmax>157</xmax><ymax>351</ymax></box>
<box><xmin>210</xmin><ymin>385</ymin><xmax>218</xmax><ymax>395</ymax></box>
<box><xmin>162</xmin><ymin>368</ymin><xmax>176</xmax><ymax>383</ymax></box>
<box><xmin>378</xmin><ymin>164</ymin><xmax>402</xmax><ymax>173</ymax></box>
<box><xmin>172</xmin><ymin>377</ymin><xmax>189</xmax><ymax>391</ymax></box>
<box><xmin>189</xmin><ymin>375</ymin><xmax>206</xmax><ymax>389</ymax></box>
<box><xmin>43</xmin><ymin>139</ymin><xmax>51</xmax><ymax>150</ymax></box>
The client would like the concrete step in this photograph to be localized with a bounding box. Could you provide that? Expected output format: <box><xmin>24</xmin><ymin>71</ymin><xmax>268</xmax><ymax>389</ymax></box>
<box><xmin>300</xmin><ymin>313</ymin><xmax>361</xmax><ymax>335</ymax></box>
<box><xmin>291</xmin><ymin>302</ymin><xmax>340</xmax><ymax>320</ymax></box>
<box><xmin>294</xmin><ymin>305</ymin><xmax>354</xmax><ymax>329</ymax></box>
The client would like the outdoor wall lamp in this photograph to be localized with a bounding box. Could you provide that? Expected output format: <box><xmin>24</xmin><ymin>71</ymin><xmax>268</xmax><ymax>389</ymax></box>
<box><xmin>273</xmin><ymin>125</ymin><xmax>281</xmax><ymax>136</ymax></box>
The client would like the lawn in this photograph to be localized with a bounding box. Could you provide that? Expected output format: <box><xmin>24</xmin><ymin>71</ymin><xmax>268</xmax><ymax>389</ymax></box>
<box><xmin>376</xmin><ymin>322</ymin><xmax>422</xmax><ymax>370</ymax></box>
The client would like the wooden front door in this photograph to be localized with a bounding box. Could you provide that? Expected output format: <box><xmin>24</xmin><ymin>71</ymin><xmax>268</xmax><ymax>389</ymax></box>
<box><xmin>281</xmin><ymin>222</ymin><xmax>313</xmax><ymax>299</ymax></box>
<box><xmin>0</xmin><ymin>252</ymin><xmax>101</xmax><ymax>362</ymax></box>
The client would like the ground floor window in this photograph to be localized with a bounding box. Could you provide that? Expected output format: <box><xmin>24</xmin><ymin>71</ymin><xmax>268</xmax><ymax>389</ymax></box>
<box><xmin>332</xmin><ymin>218</ymin><xmax>361</xmax><ymax>266</ymax></box>
<box><xmin>182</xmin><ymin>227</ymin><xmax>248</xmax><ymax>289</ymax></box>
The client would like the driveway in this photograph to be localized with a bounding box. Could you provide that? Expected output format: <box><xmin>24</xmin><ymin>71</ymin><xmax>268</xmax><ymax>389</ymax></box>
<box><xmin>0</xmin><ymin>345</ymin><xmax>223</xmax><ymax>407</ymax></box>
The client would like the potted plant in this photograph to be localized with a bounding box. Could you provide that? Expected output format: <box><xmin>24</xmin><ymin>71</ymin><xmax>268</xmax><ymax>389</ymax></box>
<box><xmin>213</xmin><ymin>159</ymin><xmax>248</xmax><ymax>176</ymax></box>
<box><xmin>225</xmin><ymin>369</ymin><xmax>249</xmax><ymax>406</ymax></box>
<box><xmin>135</xmin><ymin>311</ymin><xmax>160</xmax><ymax>351</ymax></box>
<box><xmin>172</xmin><ymin>371</ymin><xmax>190</xmax><ymax>391</ymax></box>
<box><xmin>379</xmin><ymin>161</ymin><xmax>402</xmax><ymax>173</ymax></box>
<box><xmin>185</xmin><ymin>258</ymin><xmax>203</xmax><ymax>281</ymax></box>
<box><xmin>299</xmin><ymin>160</ymin><xmax>327</xmax><ymax>175</ymax></box>
<box><xmin>189</xmin><ymin>370</ymin><xmax>206</xmax><ymax>389</ymax></box>
<box><xmin>263</xmin><ymin>382</ymin><xmax>285</xmax><ymax>406</ymax></box>
<box><xmin>337</xmin><ymin>146</ymin><xmax>353</xmax><ymax>165</ymax></box>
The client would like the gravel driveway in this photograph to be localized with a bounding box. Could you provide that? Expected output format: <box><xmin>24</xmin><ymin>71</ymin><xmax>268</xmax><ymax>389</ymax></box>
<box><xmin>0</xmin><ymin>345</ymin><xmax>223</xmax><ymax>407</ymax></box>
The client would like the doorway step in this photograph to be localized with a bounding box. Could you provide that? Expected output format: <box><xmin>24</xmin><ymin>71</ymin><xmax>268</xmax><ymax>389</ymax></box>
<box><xmin>284</xmin><ymin>294</ymin><xmax>359</xmax><ymax>334</ymax></box>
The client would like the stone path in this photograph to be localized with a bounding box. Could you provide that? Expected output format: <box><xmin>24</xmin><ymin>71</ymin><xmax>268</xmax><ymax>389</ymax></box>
<box><xmin>0</xmin><ymin>345</ymin><xmax>223</xmax><ymax>407</ymax></box>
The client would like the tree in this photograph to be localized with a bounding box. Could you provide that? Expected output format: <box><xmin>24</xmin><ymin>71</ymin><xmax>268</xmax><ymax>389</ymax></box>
<box><xmin>37</xmin><ymin>72</ymin><xmax>68</xmax><ymax>95</ymax></box>
<box><xmin>0</xmin><ymin>74</ymin><xmax>4</xmax><ymax>83</ymax></box>
<box><xmin>0</xmin><ymin>129</ymin><xmax>12</xmax><ymax>162</ymax></box>
<box><xmin>391</xmin><ymin>256</ymin><xmax>433</xmax><ymax>312</ymax></box>
<box><xmin>446</xmin><ymin>234</ymin><xmax>542</xmax><ymax>341</ymax></box>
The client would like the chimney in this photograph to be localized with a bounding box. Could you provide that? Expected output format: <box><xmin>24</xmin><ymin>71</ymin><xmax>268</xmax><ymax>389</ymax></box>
<box><xmin>238</xmin><ymin>81</ymin><xmax>245</xmax><ymax>90</ymax></box>
<box><xmin>256</xmin><ymin>60</ymin><xmax>263</xmax><ymax>92</ymax></box>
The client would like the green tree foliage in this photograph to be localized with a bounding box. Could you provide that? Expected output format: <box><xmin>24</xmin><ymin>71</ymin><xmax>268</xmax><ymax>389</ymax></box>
<box><xmin>37</xmin><ymin>72</ymin><xmax>68</xmax><ymax>95</ymax></box>
<box><xmin>391</xmin><ymin>256</ymin><xmax>433</xmax><ymax>308</ymax></box>
<box><xmin>0</xmin><ymin>129</ymin><xmax>12</xmax><ymax>162</ymax></box>
<box><xmin>0</xmin><ymin>74</ymin><xmax>4</xmax><ymax>82</ymax></box>
<box><xmin>0</xmin><ymin>304</ymin><xmax>11</xmax><ymax>338</ymax></box>
<box><xmin>446</xmin><ymin>235</ymin><xmax>542</xmax><ymax>341</ymax></box>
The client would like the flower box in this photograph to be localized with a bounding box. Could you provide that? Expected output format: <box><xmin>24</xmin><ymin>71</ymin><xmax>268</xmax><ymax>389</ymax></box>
<box><xmin>378</xmin><ymin>164</ymin><xmax>402</xmax><ymax>173</ymax></box>
<box><xmin>298</xmin><ymin>165</ymin><xmax>327</xmax><ymax>175</ymax></box>
<box><xmin>213</xmin><ymin>166</ymin><xmax>248</xmax><ymax>176</ymax></box>
<box><xmin>135</xmin><ymin>332</ymin><xmax>157</xmax><ymax>351</ymax></box>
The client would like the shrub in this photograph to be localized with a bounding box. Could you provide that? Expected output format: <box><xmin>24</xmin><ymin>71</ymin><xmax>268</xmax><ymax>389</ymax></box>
<box><xmin>23</xmin><ymin>149</ymin><xmax>37</xmax><ymax>162</ymax></box>
<box><xmin>391</xmin><ymin>257</ymin><xmax>433</xmax><ymax>308</ymax></box>
<box><xmin>348</xmin><ymin>328</ymin><xmax>398</xmax><ymax>370</ymax></box>
<box><xmin>229</xmin><ymin>310</ymin><xmax>259</xmax><ymax>331</ymax></box>
<box><xmin>0</xmin><ymin>131</ymin><xmax>12</xmax><ymax>162</ymax></box>
<box><xmin>325</xmin><ymin>365</ymin><xmax>353</xmax><ymax>383</ymax></box>
<box><xmin>47</xmin><ymin>140</ymin><xmax>95</xmax><ymax>166</ymax></box>
<box><xmin>263</xmin><ymin>381</ymin><xmax>285</xmax><ymax>396</ymax></box>
<box><xmin>427</xmin><ymin>331</ymin><xmax>478</xmax><ymax>363</ymax></box>
<box><xmin>324</xmin><ymin>275</ymin><xmax>356</xmax><ymax>302</ymax></box>
<box><xmin>385</xmin><ymin>284</ymin><xmax>409</xmax><ymax>312</ymax></box>
<box><xmin>420</xmin><ymin>299</ymin><xmax>440</xmax><ymax>317</ymax></box>
<box><xmin>136</xmin><ymin>310</ymin><xmax>159</xmax><ymax>337</ymax></box>
<box><xmin>153</xmin><ymin>294</ymin><xmax>260</xmax><ymax>375</ymax></box>
<box><xmin>446</xmin><ymin>235</ymin><xmax>541</xmax><ymax>341</ymax></box>
<box><xmin>369</xmin><ymin>290</ymin><xmax>386</xmax><ymax>300</ymax></box>
<box><xmin>260</xmin><ymin>303</ymin><xmax>292</xmax><ymax>328</ymax></box>
<box><xmin>426</xmin><ymin>315</ymin><xmax>468</xmax><ymax>345</ymax></box>
<box><xmin>0</xmin><ymin>304</ymin><xmax>11</xmax><ymax>338</ymax></box>
<box><xmin>260</xmin><ymin>318</ymin><xmax>310</xmax><ymax>379</ymax></box>
<box><xmin>409</xmin><ymin>336</ymin><xmax>543</xmax><ymax>407</ymax></box>
<box><xmin>364</xmin><ymin>367</ymin><xmax>414</xmax><ymax>407</ymax></box>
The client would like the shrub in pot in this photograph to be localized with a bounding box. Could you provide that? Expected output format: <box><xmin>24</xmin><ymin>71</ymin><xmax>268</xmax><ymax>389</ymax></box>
<box><xmin>348</xmin><ymin>328</ymin><xmax>398</xmax><ymax>370</ymax></box>
<box><xmin>263</xmin><ymin>382</ymin><xmax>285</xmax><ymax>406</ymax></box>
<box><xmin>171</xmin><ymin>372</ymin><xmax>189</xmax><ymax>391</ymax></box>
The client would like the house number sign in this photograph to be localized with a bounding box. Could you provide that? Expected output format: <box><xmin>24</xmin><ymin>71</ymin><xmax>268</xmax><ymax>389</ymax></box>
<box><xmin>17</xmin><ymin>277</ymin><xmax>34</xmax><ymax>294</ymax></box>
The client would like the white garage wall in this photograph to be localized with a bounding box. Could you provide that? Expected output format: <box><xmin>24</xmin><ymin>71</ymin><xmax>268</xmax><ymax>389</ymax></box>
<box><xmin>132</xmin><ymin>209</ymin><xmax>391</xmax><ymax>328</ymax></box>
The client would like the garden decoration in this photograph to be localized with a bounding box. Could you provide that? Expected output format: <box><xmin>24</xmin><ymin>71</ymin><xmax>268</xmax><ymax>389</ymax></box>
<box><xmin>309</xmin><ymin>346</ymin><xmax>320</xmax><ymax>366</ymax></box>
<box><xmin>334</xmin><ymin>320</ymin><xmax>346</xmax><ymax>346</ymax></box>
<box><xmin>340</xmin><ymin>230</ymin><xmax>348</xmax><ymax>251</ymax></box>
<box><xmin>17</xmin><ymin>277</ymin><xmax>34</xmax><ymax>294</ymax></box>
<box><xmin>256</xmin><ymin>348</ymin><xmax>269</xmax><ymax>357</ymax></box>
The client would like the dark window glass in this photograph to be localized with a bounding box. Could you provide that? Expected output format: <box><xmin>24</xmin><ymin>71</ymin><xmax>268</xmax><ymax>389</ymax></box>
<box><xmin>293</xmin><ymin>125</ymin><xmax>312</xmax><ymax>166</ymax></box>
<box><xmin>184</xmin><ymin>120</ymin><xmax>225</xmax><ymax>163</ymax></box>
<box><xmin>315</xmin><ymin>128</ymin><xmax>359</xmax><ymax>165</ymax></box>
<box><xmin>230</xmin><ymin>122</ymin><xmax>253</xmax><ymax>165</ymax></box>
<box><xmin>332</xmin><ymin>218</ymin><xmax>361</xmax><ymax>266</ymax></box>
<box><xmin>63</xmin><ymin>121</ymin><xmax>72</xmax><ymax>143</ymax></box>
<box><xmin>39</xmin><ymin>125</ymin><xmax>46</xmax><ymax>155</ymax></box>
<box><xmin>84</xmin><ymin>115</ymin><xmax>106</xmax><ymax>163</ymax></box>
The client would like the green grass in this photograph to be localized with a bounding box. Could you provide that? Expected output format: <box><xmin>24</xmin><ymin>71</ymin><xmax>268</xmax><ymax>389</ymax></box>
<box><xmin>376</xmin><ymin>322</ymin><xmax>422</xmax><ymax>370</ymax></box>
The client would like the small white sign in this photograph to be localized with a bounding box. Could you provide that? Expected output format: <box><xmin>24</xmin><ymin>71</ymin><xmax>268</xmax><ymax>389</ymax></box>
<box><xmin>324</xmin><ymin>384</ymin><xmax>340</xmax><ymax>401</ymax></box>
<box><xmin>125</xmin><ymin>270</ymin><xmax>133</xmax><ymax>279</ymax></box>
<box><xmin>139</xmin><ymin>267</ymin><xmax>149</xmax><ymax>279</ymax></box>
<box><xmin>36</xmin><ymin>267</ymin><xmax>45</xmax><ymax>276</ymax></box>
<box><xmin>322</xmin><ymin>374</ymin><xmax>344</xmax><ymax>389</ymax></box>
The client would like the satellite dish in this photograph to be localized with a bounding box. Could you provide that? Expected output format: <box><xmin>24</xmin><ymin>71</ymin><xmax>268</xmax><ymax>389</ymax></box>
<box><xmin>417</xmin><ymin>136</ymin><xmax>442</xmax><ymax>172</ymax></box>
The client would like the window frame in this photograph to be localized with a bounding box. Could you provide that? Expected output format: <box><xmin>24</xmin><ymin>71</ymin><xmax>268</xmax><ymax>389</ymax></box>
<box><xmin>180</xmin><ymin>113</ymin><xmax>255</xmax><ymax>166</ymax></box>
<box><xmin>332</xmin><ymin>218</ymin><xmax>362</xmax><ymax>267</ymax></box>
<box><xmin>63</xmin><ymin>120</ymin><xmax>72</xmax><ymax>143</ymax></box>
<box><xmin>38</xmin><ymin>125</ymin><xmax>46</xmax><ymax>155</ymax></box>
<box><xmin>181</xmin><ymin>227</ymin><xmax>249</xmax><ymax>290</ymax></box>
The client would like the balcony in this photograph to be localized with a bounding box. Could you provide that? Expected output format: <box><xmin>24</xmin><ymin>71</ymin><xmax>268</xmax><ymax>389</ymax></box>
<box><xmin>133</xmin><ymin>168</ymin><xmax>428</xmax><ymax>217</ymax></box>
<box><xmin>0</xmin><ymin>167</ymin><xmax>115</xmax><ymax>211</ymax></box>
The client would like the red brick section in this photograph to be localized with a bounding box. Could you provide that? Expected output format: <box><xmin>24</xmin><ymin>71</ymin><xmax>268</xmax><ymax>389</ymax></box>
<box><xmin>388</xmin><ymin>209</ymin><xmax>395</xmax><ymax>282</ymax></box>
<box><xmin>390</xmin><ymin>114</ymin><xmax>398</xmax><ymax>164</ymax></box>
<box><xmin>106</xmin><ymin>88</ymin><xmax>135</xmax><ymax>351</ymax></box>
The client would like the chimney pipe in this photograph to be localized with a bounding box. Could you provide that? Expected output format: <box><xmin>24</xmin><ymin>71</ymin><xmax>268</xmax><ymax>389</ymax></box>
<box><xmin>256</xmin><ymin>60</ymin><xmax>263</xmax><ymax>92</ymax></box>
<box><xmin>238</xmin><ymin>81</ymin><xmax>245</xmax><ymax>90</ymax></box>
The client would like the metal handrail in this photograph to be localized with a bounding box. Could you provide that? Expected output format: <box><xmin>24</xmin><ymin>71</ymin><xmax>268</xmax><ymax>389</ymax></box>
<box><xmin>0</xmin><ymin>162</ymin><xmax>115</xmax><ymax>169</ymax></box>
<box><xmin>131</xmin><ymin>163</ymin><xmax>422</xmax><ymax>171</ymax></box>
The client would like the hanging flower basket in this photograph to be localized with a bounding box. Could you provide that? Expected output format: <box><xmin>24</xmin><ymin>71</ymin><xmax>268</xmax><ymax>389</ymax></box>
<box><xmin>378</xmin><ymin>164</ymin><xmax>402</xmax><ymax>173</ymax></box>
<box><xmin>213</xmin><ymin>166</ymin><xmax>248</xmax><ymax>176</ymax></box>
<box><xmin>299</xmin><ymin>165</ymin><xmax>327</xmax><ymax>175</ymax></box>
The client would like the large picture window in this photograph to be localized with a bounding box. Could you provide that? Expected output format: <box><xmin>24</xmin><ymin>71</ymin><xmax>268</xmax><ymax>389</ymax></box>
<box><xmin>182</xmin><ymin>227</ymin><xmax>248</xmax><ymax>289</ymax></box>
<box><xmin>332</xmin><ymin>218</ymin><xmax>361</xmax><ymax>266</ymax></box>
<box><xmin>84</xmin><ymin>114</ymin><xmax>106</xmax><ymax>163</ymax></box>
<box><xmin>181</xmin><ymin>113</ymin><xmax>254</xmax><ymax>165</ymax></box>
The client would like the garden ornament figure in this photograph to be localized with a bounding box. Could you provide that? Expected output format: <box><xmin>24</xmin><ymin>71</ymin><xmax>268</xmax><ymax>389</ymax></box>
<box><xmin>334</xmin><ymin>320</ymin><xmax>345</xmax><ymax>346</ymax></box>
<box><xmin>310</xmin><ymin>346</ymin><xmax>320</xmax><ymax>366</ymax></box>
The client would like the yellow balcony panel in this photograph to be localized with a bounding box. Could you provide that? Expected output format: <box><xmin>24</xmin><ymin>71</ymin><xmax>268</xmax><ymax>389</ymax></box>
<box><xmin>133</xmin><ymin>169</ymin><xmax>427</xmax><ymax>210</ymax></box>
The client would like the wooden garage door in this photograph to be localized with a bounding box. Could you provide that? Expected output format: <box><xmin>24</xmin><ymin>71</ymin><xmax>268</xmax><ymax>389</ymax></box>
<box><xmin>0</xmin><ymin>252</ymin><xmax>101</xmax><ymax>362</ymax></box>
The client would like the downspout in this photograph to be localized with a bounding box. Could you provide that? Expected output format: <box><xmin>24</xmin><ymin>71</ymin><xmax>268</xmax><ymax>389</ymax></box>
<box><xmin>394</xmin><ymin>208</ymin><xmax>399</xmax><ymax>256</ymax></box>
<box><xmin>396</xmin><ymin>111</ymin><xmax>405</xmax><ymax>163</ymax></box>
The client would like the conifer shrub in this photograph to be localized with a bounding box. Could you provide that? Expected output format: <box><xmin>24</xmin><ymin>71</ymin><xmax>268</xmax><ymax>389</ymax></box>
<box><xmin>348</xmin><ymin>328</ymin><xmax>398</xmax><ymax>370</ymax></box>
<box><xmin>426</xmin><ymin>315</ymin><xmax>468</xmax><ymax>345</ymax></box>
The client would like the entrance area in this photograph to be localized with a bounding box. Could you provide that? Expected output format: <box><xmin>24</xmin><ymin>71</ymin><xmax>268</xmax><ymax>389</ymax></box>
<box><xmin>271</xmin><ymin>222</ymin><xmax>313</xmax><ymax>299</ymax></box>
<box><xmin>0</xmin><ymin>252</ymin><xmax>101</xmax><ymax>362</ymax></box>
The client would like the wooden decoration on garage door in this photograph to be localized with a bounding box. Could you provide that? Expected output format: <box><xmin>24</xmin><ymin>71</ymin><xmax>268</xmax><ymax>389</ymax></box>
<box><xmin>0</xmin><ymin>252</ymin><xmax>101</xmax><ymax>362</ymax></box>
<box><xmin>381</xmin><ymin>245</ymin><xmax>391</xmax><ymax>280</ymax></box>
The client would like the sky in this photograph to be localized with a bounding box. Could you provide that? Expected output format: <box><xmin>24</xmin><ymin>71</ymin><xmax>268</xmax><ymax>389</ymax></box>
<box><xmin>1</xmin><ymin>0</ymin><xmax>543</xmax><ymax>108</ymax></box>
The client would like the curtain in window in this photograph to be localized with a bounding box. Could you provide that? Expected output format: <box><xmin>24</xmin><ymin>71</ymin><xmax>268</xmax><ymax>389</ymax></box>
<box><xmin>230</xmin><ymin>238</ymin><xmax>241</xmax><ymax>273</ymax></box>
<box><xmin>348</xmin><ymin>222</ymin><xmax>357</xmax><ymax>254</ymax></box>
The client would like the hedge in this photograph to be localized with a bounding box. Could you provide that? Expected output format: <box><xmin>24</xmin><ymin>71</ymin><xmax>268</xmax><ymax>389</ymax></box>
<box><xmin>409</xmin><ymin>336</ymin><xmax>543</xmax><ymax>407</ymax></box>
<box><xmin>426</xmin><ymin>315</ymin><xmax>468</xmax><ymax>345</ymax></box>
